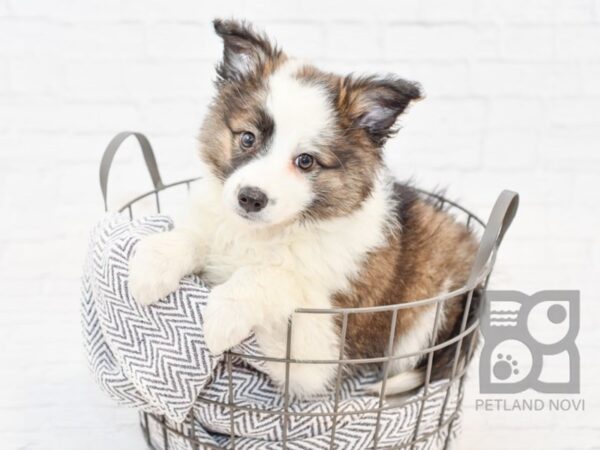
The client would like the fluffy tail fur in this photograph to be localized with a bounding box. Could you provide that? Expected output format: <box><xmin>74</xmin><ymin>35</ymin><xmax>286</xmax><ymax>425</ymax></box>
<box><xmin>367</xmin><ymin>369</ymin><xmax>425</xmax><ymax>396</ymax></box>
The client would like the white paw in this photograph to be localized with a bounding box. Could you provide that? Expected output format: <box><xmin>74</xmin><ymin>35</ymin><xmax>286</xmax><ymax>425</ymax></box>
<box><xmin>203</xmin><ymin>286</ymin><xmax>255</xmax><ymax>354</ymax></box>
<box><xmin>128</xmin><ymin>234</ymin><xmax>184</xmax><ymax>305</ymax></box>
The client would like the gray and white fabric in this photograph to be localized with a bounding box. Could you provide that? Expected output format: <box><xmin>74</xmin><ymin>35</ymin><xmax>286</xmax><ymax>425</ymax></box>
<box><xmin>81</xmin><ymin>214</ymin><xmax>461</xmax><ymax>450</ymax></box>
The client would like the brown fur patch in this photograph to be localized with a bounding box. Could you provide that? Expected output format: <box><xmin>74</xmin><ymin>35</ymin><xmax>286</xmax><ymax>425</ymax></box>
<box><xmin>200</xmin><ymin>20</ymin><xmax>287</xmax><ymax>180</ymax></box>
<box><xmin>333</xmin><ymin>184</ymin><xmax>479</xmax><ymax>379</ymax></box>
<box><xmin>298</xmin><ymin>75</ymin><xmax>383</xmax><ymax>221</ymax></box>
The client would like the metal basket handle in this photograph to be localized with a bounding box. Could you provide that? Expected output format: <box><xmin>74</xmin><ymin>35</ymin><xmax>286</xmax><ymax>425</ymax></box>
<box><xmin>467</xmin><ymin>189</ymin><xmax>519</xmax><ymax>286</ymax></box>
<box><xmin>99</xmin><ymin>131</ymin><xmax>164</xmax><ymax>212</ymax></box>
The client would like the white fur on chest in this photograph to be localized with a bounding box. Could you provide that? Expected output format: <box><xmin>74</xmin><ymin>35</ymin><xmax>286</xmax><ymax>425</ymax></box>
<box><xmin>181</xmin><ymin>173</ymin><xmax>396</xmax><ymax>395</ymax></box>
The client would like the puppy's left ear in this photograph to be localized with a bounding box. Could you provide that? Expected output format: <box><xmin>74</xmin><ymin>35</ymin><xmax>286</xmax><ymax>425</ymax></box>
<box><xmin>340</xmin><ymin>76</ymin><xmax>422</xmax><ymax>146</ymax></box>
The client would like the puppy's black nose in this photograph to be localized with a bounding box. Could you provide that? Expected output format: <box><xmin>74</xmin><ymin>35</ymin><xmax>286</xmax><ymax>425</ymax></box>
<box><xmin>238</xmin><ymin>187</ymin><xmax>268</xmax><ymax>213</ymax></box>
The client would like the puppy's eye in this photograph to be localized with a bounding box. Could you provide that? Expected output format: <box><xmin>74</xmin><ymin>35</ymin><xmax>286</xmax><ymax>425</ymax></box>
<box><xmin>240</xmin><ymin>131</ymin><xmax>256</xmax><ymax>149</ymax></box>
<box><xmin>294</xmin><ymin>153</ymin><xmax>314</xmax><ymax>171</ymax></box>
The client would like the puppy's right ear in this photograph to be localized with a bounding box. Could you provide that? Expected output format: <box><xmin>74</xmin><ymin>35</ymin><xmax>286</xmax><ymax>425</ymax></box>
<box><xmin>213</xmin><ymin>19</ymin><xmax>278</xmax><ymax>83</ymax></box>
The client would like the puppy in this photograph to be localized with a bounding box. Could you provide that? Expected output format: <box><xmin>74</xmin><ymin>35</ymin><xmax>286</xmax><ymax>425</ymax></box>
<box><xmin>129</xmin><ymin>19</ymin><xmax>479</xmax><ymax>397</ymax></box>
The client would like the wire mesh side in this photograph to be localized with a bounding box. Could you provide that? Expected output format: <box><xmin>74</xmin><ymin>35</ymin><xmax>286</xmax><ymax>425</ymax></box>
<box><xmin>227</xmin><ymin>353</ymin><xmax>236</xmax><ymax>450</ymax></box>
<box><xmin>138</xmin><ymin>329</ymin><xmax>477</xmax><ymax>450</ymax></box>
<box><xmin>329</xmin><ymin>312</ymin><xmax>349</xmax><ymax>450</ymax></box>
<box><xmin>373</xmin><ymin>309</ymin><xmax>398</xmax><ymax>449</ymax></box>
<box><xmin>282</xmin><ymin>319</ymin><xmax>293</xmax><ymax>450</ymax></box>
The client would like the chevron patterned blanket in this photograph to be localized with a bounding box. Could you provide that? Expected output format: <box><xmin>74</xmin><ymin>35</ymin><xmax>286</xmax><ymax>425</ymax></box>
<box><xmin>82</xmin><ymin>214</ymin><xmax>460</xmax><ymax>450</ymax></box>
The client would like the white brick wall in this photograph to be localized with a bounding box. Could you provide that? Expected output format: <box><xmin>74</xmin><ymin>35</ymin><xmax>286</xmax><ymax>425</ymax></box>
<box><xmin>1</xmin><ymin>1</ymin><xmax>599</xmax><ymax>448</ymax></box>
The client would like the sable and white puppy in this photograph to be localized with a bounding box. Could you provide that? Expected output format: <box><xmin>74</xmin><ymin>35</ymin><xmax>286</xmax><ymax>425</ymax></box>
<box><xmin>129</xmin><ymin>19</ymin><xmax>478</xmax><ymax>397</ymax></box>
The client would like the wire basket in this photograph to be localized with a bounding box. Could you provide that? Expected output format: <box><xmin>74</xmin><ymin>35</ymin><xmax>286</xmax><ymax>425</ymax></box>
<box><xmin>99</xmin><ymin>132</ymin><xmax>518</xmax><ymax>450</ymax></box>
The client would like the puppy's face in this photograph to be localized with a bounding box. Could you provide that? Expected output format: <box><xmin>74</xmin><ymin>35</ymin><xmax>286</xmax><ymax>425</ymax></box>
<box><xmin>200</xmin><ymin>19</ymin><xmax>421</xmax><ymax>227</ymax></box>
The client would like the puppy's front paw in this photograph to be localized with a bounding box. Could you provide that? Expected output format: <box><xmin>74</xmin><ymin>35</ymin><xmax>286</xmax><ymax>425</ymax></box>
<box><xmin>128</xmin><ymin>235</ymin><xmax>184</xmax><ymax>305</ymax></box>
<box><xmin>203</xmin><ymin>287</ymin><xmax>255</xmax><ymax>354</ymax></box>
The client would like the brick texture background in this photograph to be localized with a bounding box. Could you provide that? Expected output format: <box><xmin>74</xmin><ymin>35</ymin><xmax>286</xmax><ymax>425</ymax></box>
<box><xmin>1</xmin><ymin>0</ymin><xmax>599</xmax><ymax>448</ymax></box>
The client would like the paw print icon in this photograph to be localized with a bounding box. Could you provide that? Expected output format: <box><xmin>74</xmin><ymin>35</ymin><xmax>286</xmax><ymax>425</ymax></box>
<box><xmin>493</xmin><ymin>354</ymin><xmax>520</xmax><ymax>380</ymax></box>
<box><xmin>479</xmin><ymin>290</ymin><xmax>580</xmax><ymax>394</ymax></box>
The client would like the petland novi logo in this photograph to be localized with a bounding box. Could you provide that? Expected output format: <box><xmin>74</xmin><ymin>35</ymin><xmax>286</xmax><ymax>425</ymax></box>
<box><xmin>479</xmin><ymin>290</ymin><xmax>580</xmax><ymax>394</ymax></box>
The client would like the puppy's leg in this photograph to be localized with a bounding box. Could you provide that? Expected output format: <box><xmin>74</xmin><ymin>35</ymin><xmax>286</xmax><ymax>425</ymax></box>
<box><xmin>204</xmin><ymin>268</ymin><xmax>338</xmax><ymax>395</ymax></box>
<box><xmin>129</xmin><ymin>229</ymin><xmax>208</xmax><ymax>305</ymax></box>
<box><xmin>202</xmin><ymin>266</ymin><xmax>298</xmax><ymax>354</ymax></box>
<box><xmin>259</xmin><ymin>305</ymin><xmax>339</xmax><ymax>397</ymax></box>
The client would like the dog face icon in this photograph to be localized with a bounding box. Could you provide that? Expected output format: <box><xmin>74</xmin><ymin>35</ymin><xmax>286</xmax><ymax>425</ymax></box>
<box><xmin>479</xmin><ymin>291</ymin><xmax>580</xmax><ymax>394</ymax></box>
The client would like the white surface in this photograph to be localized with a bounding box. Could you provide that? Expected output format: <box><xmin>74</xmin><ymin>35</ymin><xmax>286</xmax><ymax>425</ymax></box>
<box><xmin>1</xmin><ymin>0</ymin><xmax>599</xmax><ymax>449</ymax></box>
